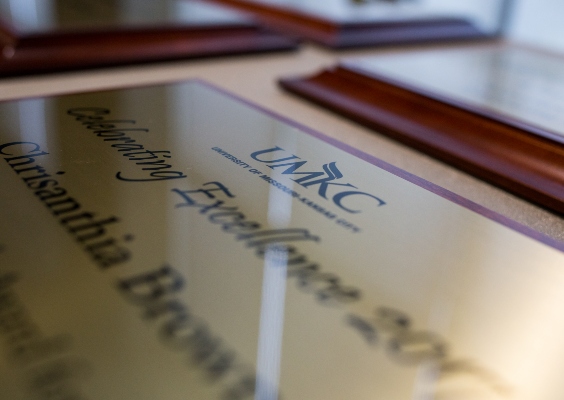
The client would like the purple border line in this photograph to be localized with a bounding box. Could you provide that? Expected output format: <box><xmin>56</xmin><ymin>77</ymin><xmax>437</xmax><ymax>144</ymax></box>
<box><xmin>1</xmin><ymin>77</ymin><xmax>561</xmax><ymax>251</ymax></box>
<box><xmin>195</xmin><ymin>79</ymin><xmax>564</xmax><ymax>253</ymax></box>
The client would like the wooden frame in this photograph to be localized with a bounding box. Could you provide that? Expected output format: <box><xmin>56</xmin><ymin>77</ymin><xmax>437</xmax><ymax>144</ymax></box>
<box><xmin>279</xmin><ymin>65</ymin><xmax>564</xmax><ymax>215</ymax></box>
<box><xmin>0</xmin><ymin>4</ymin><xmax>297</xmax><ymax>77</ymax></box>
<box><xmin>209</xmin><ymin>0</ymin><xmax>491</xmax><ymax>48</ymax></box>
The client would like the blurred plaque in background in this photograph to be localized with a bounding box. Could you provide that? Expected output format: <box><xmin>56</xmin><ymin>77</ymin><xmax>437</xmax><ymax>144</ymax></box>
<box><xmin>0</xmin><ymin>0</ymin><xmax>297</xmax><ymax>76</ymax></box>
<box><xmin>1</xmin><ymin>80</ymin><xmax>564</xmax><ymax>400</ymax></box>
<box><xmin>279</xmin><ymin>44</ymin><xmax>564</xmax><ymax>215</ymax></box>
<box><xmin>206</xmin><ymin>0</ymin><xmax>498</xmax><ymax>48</ymax></box>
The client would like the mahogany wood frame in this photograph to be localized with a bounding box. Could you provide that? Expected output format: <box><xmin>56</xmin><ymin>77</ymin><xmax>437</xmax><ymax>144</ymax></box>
<box><xmin>209</xmin><ymin>0</ymin><xmax>491</xmax><ymax>48</ymax></box>
<box><xmin>0</xmin><ymin>22</ymin><xmax>297</xmax><ymax>76</ymax></box>
<box><xmin>279</xmin><ymin>66</ymin><xmax>564</xmax><ymax>215</ymax></box>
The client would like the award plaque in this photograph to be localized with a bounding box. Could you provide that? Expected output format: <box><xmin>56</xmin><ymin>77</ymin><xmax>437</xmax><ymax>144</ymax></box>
<box><xmin>0</xmin><ymin>0</ymin><xmax>297</xmax><ymax>76</ymax></box>
<box><xmin>279</xmin><ymin>44</ymin><xmax>564</xmax><ymax>215</ymax></box>
<box><xmin>207</xmin><ymin>0</ymin><xmax>493</xmax><ymax>48</ymax></box>
<box><xmin>1</xmin><ymin>80</ymin><xmax>563</xmax><ymax>400</ymax></box>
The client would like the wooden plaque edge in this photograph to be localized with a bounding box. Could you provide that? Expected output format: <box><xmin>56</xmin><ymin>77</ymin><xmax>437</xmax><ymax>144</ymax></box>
<box><xmin>209</xmin><ymin>0</ymin><xmax>493</xmax><ymax>48</ymax></box>
<box><xmin>278</xmin><ymin>66</ymin><xmax>564</xmax><ymax>216</ymax></box>
<box><xmin>0</xmin><ymin>23</ymin><xmax>297</xmax><ymax>77</ymax></box>
<box><xmin>341</xmin><ymin>50</ymin><xmax>564</xmax><ymax>146</ymax></box>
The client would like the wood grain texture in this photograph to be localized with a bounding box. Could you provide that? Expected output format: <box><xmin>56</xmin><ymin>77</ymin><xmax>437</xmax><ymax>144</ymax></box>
<box><xmin>279</xmin><ymin>66</ymin><xmax>564</xmax><ymax>215</ymax></box>
<box><xmin>0</xmin><ymin>24</ymin><xmax>297</xmax><ymax>77</ymax></box>
<box><xmin>209</xmin><ymin>0</ymin><xmax>490</xmax><ymax>48</ymax></box>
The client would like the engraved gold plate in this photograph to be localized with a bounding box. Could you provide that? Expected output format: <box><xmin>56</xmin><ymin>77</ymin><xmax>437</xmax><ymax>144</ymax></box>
<box><xmin>0</xmin><ymin>81</ymin><xmax>563</xmax><ymax>400</ymax></box>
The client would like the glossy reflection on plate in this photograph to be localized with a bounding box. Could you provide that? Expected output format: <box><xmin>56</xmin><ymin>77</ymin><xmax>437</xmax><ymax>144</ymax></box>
<box><xmin>0</xmin><ymin>81</ymin><xmax>563</xmax><ymax>400</ymax></box>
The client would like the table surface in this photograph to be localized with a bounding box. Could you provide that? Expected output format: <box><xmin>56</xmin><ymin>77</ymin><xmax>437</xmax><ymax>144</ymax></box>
<box><xmin>0</xmin><ymin>42</ymin><xmax>562</xmax><ymax>244</ymax></box>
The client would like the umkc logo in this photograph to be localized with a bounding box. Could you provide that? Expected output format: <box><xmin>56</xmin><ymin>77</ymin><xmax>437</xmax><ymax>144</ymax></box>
<box><xmin>250</xmin><ymin>146</ymin><xmax>386</xmax><ymax>214</ymax></box>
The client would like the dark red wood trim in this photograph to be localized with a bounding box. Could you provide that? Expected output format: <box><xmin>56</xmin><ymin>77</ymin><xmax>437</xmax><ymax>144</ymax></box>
<box><xmin>278</xmin><ymin>66</ymin><xmax>564</xmax><ymax>215</ymax></box>
<box><xmin>210</xmin><ymin>0</ymin><xmax>492</xmax><ymax>48</ymax></box>
<box><xmin>342</xmin><ymin>58</ymin><xmax>564</xmax><ymax>146</ymax></box>
<box><xmin>0</xmin><ymin>20</ymin><xmax>17</xmax><ymax>50</ymax></box>
<box><xmin>0</xmin><ymin>24</ymin><xmax>297</xmax><ymax>77</ymax></box>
